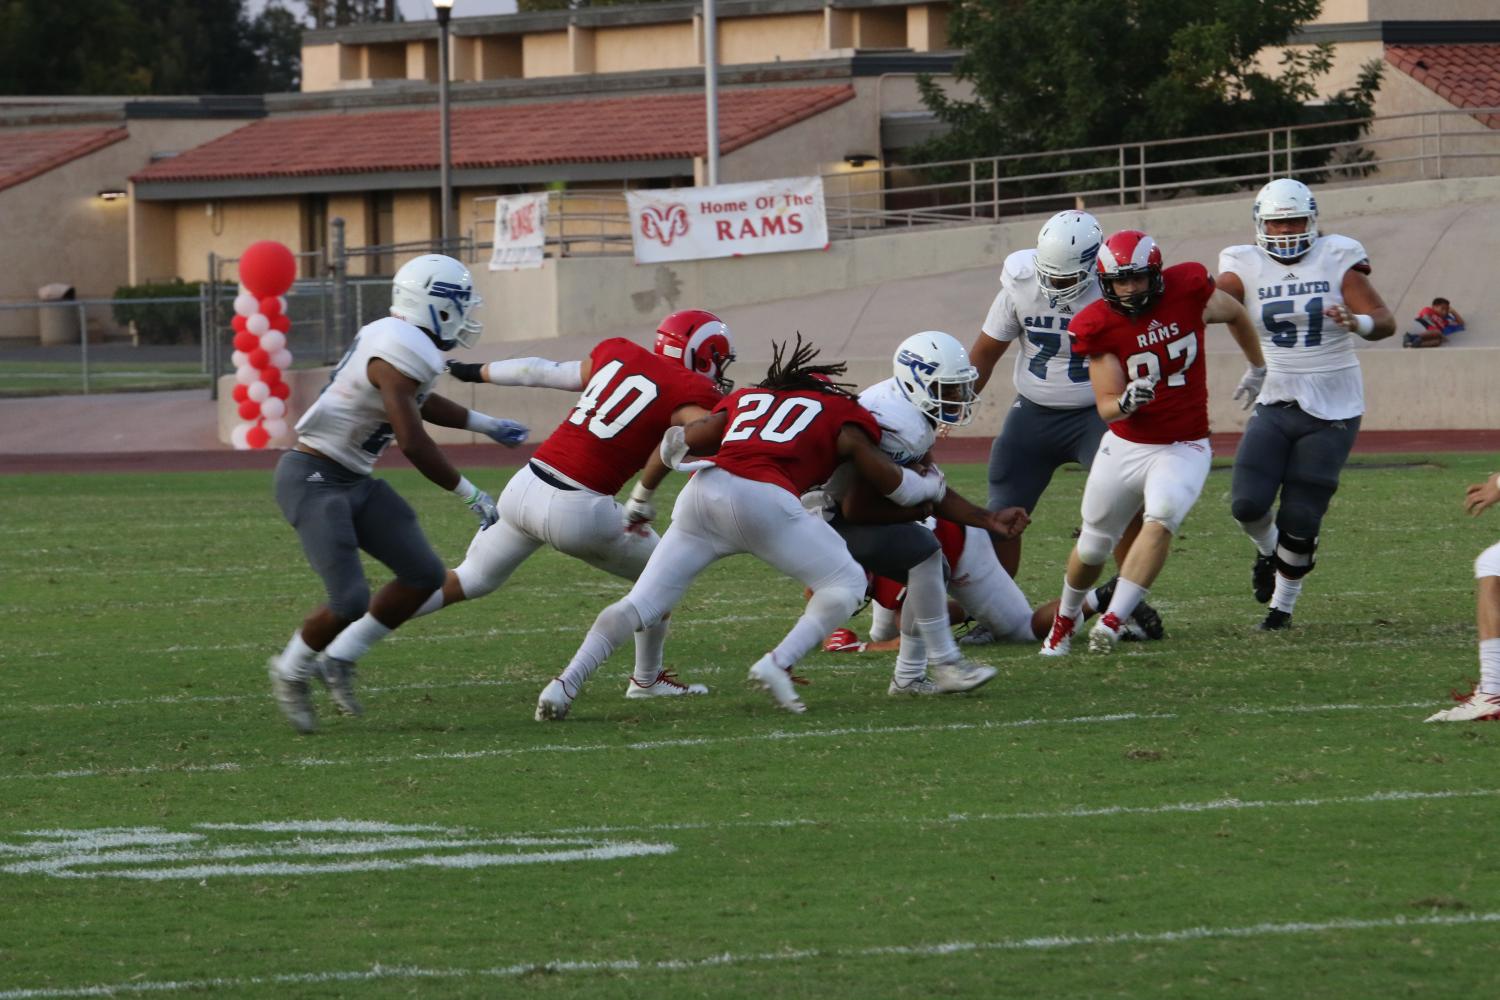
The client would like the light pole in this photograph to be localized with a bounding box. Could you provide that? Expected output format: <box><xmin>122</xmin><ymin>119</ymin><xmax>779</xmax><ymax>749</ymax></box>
<box><xmin>434</xmin><ymin>0</ymin><xmax>455</xmax><ymax>249</ymax></box>
<box><xmin>703</xmin><ymin>0</ymin><xmax>719</xmax><ymax>185</ymax></box>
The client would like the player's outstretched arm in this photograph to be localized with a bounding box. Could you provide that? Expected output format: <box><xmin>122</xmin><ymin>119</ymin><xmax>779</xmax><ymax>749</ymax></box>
<box><xmin>969</xmin><ymin>331</ymin><xmax>1011</xmax><ymax>396</ymax></box>
<box><xmin>1204</xmin><ymin>288</ymin><xmax>1266</xmax><ymax>369</ymax></box>
<box><xmin>445</xmin><ymin>356</ymin><xmax>589</xmax><ymax>391</ymax></box>
<box><xmin>1328</xmin><ymin>269</ymin><xmax>1395</xmax><ymax>342</ymax></box>
<box><xmin>934</xmin><ymin>486</ymin><xmax>1029</xmax><ymax>540</ymax></box>
<box><xmin>419</xmin><ymin>392</ymin><xmax>528</xmax><ymax>447</ymax></box>
<box><xmin>839</xmin><ymin>426</ymin><xmax>947</xmax><ymax>506</ymax></box>
<box><xmin>373</xmin><ymin>359</ymin><xmax>497</xmax><ymax>528</ymax></box>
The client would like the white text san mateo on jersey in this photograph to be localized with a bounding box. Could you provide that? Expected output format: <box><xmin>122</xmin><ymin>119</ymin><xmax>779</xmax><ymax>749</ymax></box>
<box><xmin>1136</xmin><ymin>318</ymin><xmax>1185</xmax><ymax>348</ymax></box>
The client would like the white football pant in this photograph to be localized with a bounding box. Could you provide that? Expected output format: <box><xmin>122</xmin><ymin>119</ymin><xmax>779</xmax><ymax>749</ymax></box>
<box><xmin>1078</xmin><ymin>432</ymin><xmax>1212</xmax><ymax>562</ymax></box>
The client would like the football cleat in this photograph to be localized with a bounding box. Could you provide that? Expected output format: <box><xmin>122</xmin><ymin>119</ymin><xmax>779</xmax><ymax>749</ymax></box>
<box><xmin>1122</xmin><ymin>599</ymin><xmax>1165</xmax><ymax>641</ymax></box>
<box><xmin>625</xmin><ymin>670</ymin><xmax>709</xmax><ymax>699</ymax></box>
<box><xmin>535</xmin><ymin>677</ymin><xmax>574</xmax><ymax>722</ymax></box>
<box><xmin>958</xmin><ymin>623</ymin><xmax>997</xmax><ymax>647</ymax></box>
<box><xmin>822</xmin><ymin>628</ymin><xmax>867</xmax><ymax>653</ymax></box>
<box><xmin>748</xmin><ymin>655</ymin><xmax>807</xmax><ymax>714</ymax></box>
<box><xmin>313</xmin><ymin>655</ymin><xmax>364</xmax><ymax>717</ymax></box>
<box><xmin>1424</xmin><ymin>690</ymin><xmax>1500</xmax><ymax>723</ymax></box>
<box><xmin>1257</xmin><ymin>608</ymin><xmax>1293</xmax><ymax>632</ymax></box>
<box><xmin>1039</xmin><ymin>613</ymin><xmax>1077</xmax><ymax>657</ymax></box>
<box><xmin>1088</xmin><ymin>612</ymin><xmax>1125</xmax><ymax>654</ymax></box>
<box><xmin>888</xmin><ymin>675</ymin><xmax>942</xmax><ymax>696</ymax></box>
<box><xmin>267</xmin><ymin>657</ymin><xmax>317</xmax><ymax>734</ymax></box>
<box><xmin>929</xmin><ymin>655</ymin><xmax>998</xmax><ymax>693</ymax></box>
<box><xmin>1252</xmin><ymin>554</ymin><xmax>1276</xmax><ymax>604</ymax></box>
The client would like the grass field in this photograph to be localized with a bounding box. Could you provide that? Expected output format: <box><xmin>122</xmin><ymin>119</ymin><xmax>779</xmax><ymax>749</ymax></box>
<box><xmin>0</xmin><ymin>360</ymin><xmax>211</xmax><ymax>397</ymax></box>
<box><xmin>2</xmin><ymin>454</ymin><xmax>1498</xmax><ymax>998</ymax></box>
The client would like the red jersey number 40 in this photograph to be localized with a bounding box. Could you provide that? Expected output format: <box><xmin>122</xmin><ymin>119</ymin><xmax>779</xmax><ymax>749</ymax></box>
<box><xmin>723</xmin><ymin>393</ymin><xmax>824</xmax><ymax>444</ymax></box>
<box><xmin>567</xmin><ymin>359</ymin><xmax>660</xmax><ymax>440</ymax></box>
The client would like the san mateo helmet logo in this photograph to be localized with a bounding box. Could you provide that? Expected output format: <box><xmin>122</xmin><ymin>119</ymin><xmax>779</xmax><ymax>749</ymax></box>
<box><xmin>430</xmin><ymin>280</ymin><xmax>471</xmax><ymax>315</ymax></box>
<box><xmin>896</xmin><ymin>347</ymin><xmax>937</xmax><ymax>381</ymax></box>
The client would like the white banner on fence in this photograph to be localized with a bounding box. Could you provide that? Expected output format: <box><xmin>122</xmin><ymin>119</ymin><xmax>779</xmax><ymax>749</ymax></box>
<box><xmin>626</xmin><ymin>177</ymin><xmax>827</xmax><ymax>264</ymax></box>
<box><xmin>488</xmin><ymin>192</ymin><xmax>548</xmax><ymax>271</ymax></box>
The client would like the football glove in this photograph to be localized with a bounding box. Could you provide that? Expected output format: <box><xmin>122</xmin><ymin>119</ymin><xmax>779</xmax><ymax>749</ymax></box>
<box><xmin>623</xmin><ymin>482</ymin><xmax>656</xmax><ymax>532</ymax></box>
<box><xmin>465</xmin><ymin>410</ymin><xmax>528</xmax><ymax>447</ymax></box>
<box><xmin>660</xmin><ymin>425</ymin><xmax>690</xmax><ymax>470</ymax></box>
<box><xmin>1233</xmin><ymin>365</ymin><xmax>1266</xmax><ymax>410</ymax></box>
<box><xmin>1117</xmin><ymin>376</ymin><xmax>1157</xmax><ymax>415</ymax></box>
<box><xmin>823</xmin><ymin>628</ymin><xmax>866</xmax><ymax>653</ymax></box>
<box><xmin>462</xmin><ymin>487</ymin><xmax>499</xmax><ymax>530</ymax></box>
<box><xmin>445</xmin><ymin>360</ymin><xmax>485</xmax><ymax>383</ymax></box>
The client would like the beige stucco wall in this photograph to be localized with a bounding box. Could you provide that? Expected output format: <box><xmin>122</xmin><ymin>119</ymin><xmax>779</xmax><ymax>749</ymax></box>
<box><xmin>392</xmin><ymin>189</ymin><xmax>439</xmax><ymax>245</ymax></box>
<box><xmin>522</xmin><ymin>31</ymin><xmax>572</xmax><ymax>78</ymax></box>
<box><xmin>365</xmin><ymin>42</ymin><xmax>406</xmax><ymax>79</ymax></box>
<box><xmin>1250</xmin><ymin>39</ymin><xmax>1383</xmax><ymax>101</ymax></box>
<box><xmin>906</xmin><ymin>4</ymin><xmax>949</xmax><ymax>52</ymax></box>
<box><xmin>855</xmin><ymin>8</ymin><xmax>907</xmax><ymax>49</ymax></box>
<box><xmin>718</xmin><ymin>88</ymin><xmax>877</xmax><ymax>183</ymax></box>
<box><xmin>170</xmin><ymin>196</ymin><xmax>303</xmax><ymax>283</ymax></box>
<box><xmin>593</xmin><ymin>22</ymin><xmax>699</xmax><ymax>74</ymax></box>
<box><xmin>1363</xmin><ymin>66</ymin><xmax>1500</xmax><ymax>182</ymax></box>
<box><xmin>718</xmin><ymin>13</ymin><xmax>824</xmax><ymax>66</ymax></box>
<box><xmin>300</xmin><ymin>43</ymin><xmax>342</xmax><ymax>92</ymax></box>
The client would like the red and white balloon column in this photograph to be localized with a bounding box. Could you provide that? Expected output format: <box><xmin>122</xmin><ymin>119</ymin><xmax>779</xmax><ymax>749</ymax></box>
<box><xmin>229</xmin><ymin>241</ymin><xmax>298</xmax><ymax>450</ymax></box>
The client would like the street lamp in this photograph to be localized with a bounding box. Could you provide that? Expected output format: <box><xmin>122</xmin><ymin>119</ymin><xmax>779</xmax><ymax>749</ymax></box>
<box><xmin>434</xmin><ymin>0</ymin><xmax>455</xmax><ymax>249</ymax></box>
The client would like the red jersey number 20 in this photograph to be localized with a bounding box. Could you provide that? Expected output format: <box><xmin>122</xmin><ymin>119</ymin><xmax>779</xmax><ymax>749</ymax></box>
<box><xmin>722</xmin><ymin>392</ymin><xmax>824</xmax><ymax>444</ymax></box>
<box><xmin>566</xmin><ymin>359</ymin><xmax>660</xmax><ymax>440</ymax></box>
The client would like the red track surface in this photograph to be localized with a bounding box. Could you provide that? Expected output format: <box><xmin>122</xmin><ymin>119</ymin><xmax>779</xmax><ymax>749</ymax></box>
<box><xmin>3</xmin><ymin>431</ymin><xmax>1498</xmax><ymax>475</ymax></box>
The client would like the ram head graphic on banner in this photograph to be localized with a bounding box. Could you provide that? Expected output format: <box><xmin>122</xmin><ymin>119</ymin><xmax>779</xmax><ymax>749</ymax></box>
<box><xmin>627</xmin><ymin>177</ymin><xmax>827</xmax><ymax>264</ymax></box>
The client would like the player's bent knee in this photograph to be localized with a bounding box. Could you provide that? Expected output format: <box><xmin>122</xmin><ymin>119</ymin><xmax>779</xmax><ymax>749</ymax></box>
<box><xmin>1230</xmin><ymin>496</ymin><xmax>1270</xmax><ymax>524</ymax></box>
<box><xmin>1075</xmin><ymin>529</ymin><xmax>1116</xmax><ymax>567</ymax></box>
<box><xmin>1475</xmin><ymin>542</ymin><xmax>1500</xmax><ymax>580</ymax></box>
<box><xmin>327</xmin><ymin>583</ymin><xmax>371</xmax><ymax>622</ymax></box>
<box><xmin>1273</xmin><ymin>532</ymin><xmax>1317</xmax><ymax>580</ymax></box>
<box><xmin>596</xmin><ymin>599</ymin><xmax>648</xmax><ymax>640</ymax></box>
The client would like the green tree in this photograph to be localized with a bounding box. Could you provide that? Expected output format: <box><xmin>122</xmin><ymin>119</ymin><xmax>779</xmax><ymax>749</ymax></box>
<box><xmin>916</xmin><ymin>0</ymin><xmax>1382</xmax><ymax>204</ymax></box>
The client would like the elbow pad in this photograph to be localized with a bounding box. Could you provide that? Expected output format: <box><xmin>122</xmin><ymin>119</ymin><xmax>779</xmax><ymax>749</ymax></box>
<box><xmin>486</xmin><ymin>358</ymin><xmax>584</xmax><ymax>390</ymax></box>
<box><xmin>884</xmin><ymin>465</ymin><xmax>947</xmax><ymax>507</ymax></box>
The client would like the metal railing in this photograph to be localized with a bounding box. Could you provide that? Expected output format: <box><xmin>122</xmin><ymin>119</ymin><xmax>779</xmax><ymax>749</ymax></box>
<box><xmin>465</xmin><ymin>106</ymin><xmax>1500</xmax><ymax>254</ymax></box>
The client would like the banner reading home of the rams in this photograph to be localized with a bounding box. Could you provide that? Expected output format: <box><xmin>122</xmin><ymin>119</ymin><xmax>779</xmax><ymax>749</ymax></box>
<box><xmin>626</xmin><ymin>177</ymin><xmax>827</xmax><ymax>264</ymax></box>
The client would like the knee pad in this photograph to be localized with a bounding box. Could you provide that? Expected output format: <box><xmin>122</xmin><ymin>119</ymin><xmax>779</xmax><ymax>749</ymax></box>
<box><xmin>327</xmin><ymin>582</ymin><xmax>371</xmax><ymax>623</ymax></box>
<box><xmin>1075</xmin><ymin>528</ymin><xmax>1115</xmax><ymax>567</ymax></box>
<box><xmin>1476</xmin><ymin>542</ymin><xmax>1500</xmax><ymax>580</ymax></box>
<box><xmin>453</xmin><ymin>560</ymin><xmax>499</xmax><ymax>601</ymax></box>
<box><xmin>1273</xmin><ymin>532</ymin><xmax>1317</xmax><ymax>580</ymax></box>
<box><xmin>597</xmin><ymin>599</ymin><xmax>648</xmax><ymax>640</ymax></box>
<box><xmin>810</xmin><ymin>578</ymin><xmax>866</xmax><ymax>625</ymax></box>
<box><xmin>1230</xmin><ymin>496</ymin><xmax>1271</xmax><ymax>525</ymax></box>
<box><xmin>1276</xmin><ymin>490</ymin><xmax>1332</xmax><ymax>541</ymax></box>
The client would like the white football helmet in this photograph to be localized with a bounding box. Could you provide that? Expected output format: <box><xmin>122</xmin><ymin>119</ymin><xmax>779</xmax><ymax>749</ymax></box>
<box><xmin>1035</xmin><ymin>210</ymin><xmax>1103</xmax><ymax>308</ymax></box>
<box><xmin>893</xmin><ymin>330</ymin><xmax>979</xmax><ymax>427</ymax></box>
<box><xmin>1253</xmin><ymin>178</ymin><xmax>1319</xmax><ymax>262</ymax></box>
<box><xmin>390</xmin><ymin>254</ymin><xmax>484</xmax><ymax>350</ymax></box>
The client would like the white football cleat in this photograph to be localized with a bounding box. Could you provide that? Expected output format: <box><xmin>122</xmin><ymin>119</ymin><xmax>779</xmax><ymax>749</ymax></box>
<box><xmin>625</xmin><ymin>670</ymin><xmax>709</xmax><ymax>699</ymax></box>
<box><xmin>535</xmin><ymin>677</ymin><xmax>574</xmax><ymax>722</ymax></box>
<box><xmin>929</xmin><ymin>655</ymin><xmax>998</xmax><ymax>693</ymax></box>
<box><xmin>1424</xmin><ymin>690</ymin><xmax>1500</xmax><ymax>723</ymax></box>
<box><xmin>958</xmin><ymin>624</ymin><xmax>996</xmax><ymax>647</ymax></box>
<box><xmin>1088</xmin><ymin>612</ymin><xmax>1125</xmax><ymax>654</ymax></box>
<box><xmin>1038</xmin><ymin>613</ymin><xmax>1077</xmax><ymax>657</ymax></box>
<box><xmin>267</xmin><ymin>657</ymin><xmax>317</xmax><ymax>734</ymax></box>
<box><xmin>888</xmin><ymin>675</ymin><xmax>941</xmax><ymax>696</ymax></box>
<box><xmin>314</xmin><ymin>655</ymin><xmax>364</xmax><ymax>717</ymax></box>
<box><xmin>748</xmin><ymin>655</ymin><xmax>806</xmax><ymax>714</ymax></box>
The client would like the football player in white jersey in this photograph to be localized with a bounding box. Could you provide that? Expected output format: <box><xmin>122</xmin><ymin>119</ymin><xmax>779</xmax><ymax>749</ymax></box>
<box><xmin>968</xmin><ymin>210</ymin><xmax>1159</xmax><ymax>641</ymax></box>
<box><xmin>267</xmin><ymin>254</ymin><xmax>527</xmax><ymax>733</ymax></box>
<box><xmin>1219</xmin><ymin>179</ymin><xmax>1394</xmax><ymax>630</ymax></box>
<box><xmin>1425</xmin><ymin>471</ymin><xmax>1500</xmax><ymax>722</ymax></box>
<box><xmin>815</xmin><ymin>331</ymin><xmax>1028</xmax><ymax>695</ymax></box>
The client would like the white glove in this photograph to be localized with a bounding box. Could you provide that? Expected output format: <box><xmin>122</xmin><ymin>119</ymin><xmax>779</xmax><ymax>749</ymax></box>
<box><xmin>1117</xmin><ymin>376</ymin><xmax>1157</xmax><ymax>416</ymax></box>
<box><xmin>623</xmin><ymin>482</ymin><xmax>656</xmax><ymax>532</ymax></box>
<box><xmin>463</xmin><ymin>487</ymin><xmax>498</xmax><ymax>530</ymax></box>
<box><xmin>659</xmin><ymin>425</ymin><xmax>690</xmax><ymax>470</ymax></box>
<box><xmin>1233</xmin><ymin>366</ymin><xmax>1266</xmax><ymax>410</ymax></box>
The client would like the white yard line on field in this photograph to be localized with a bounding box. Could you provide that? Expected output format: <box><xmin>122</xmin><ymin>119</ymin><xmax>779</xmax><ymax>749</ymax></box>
<box><xmin>2</xmin><ymin>911</ymin><xmax>1496</xmax><ymax>998</ymax></box>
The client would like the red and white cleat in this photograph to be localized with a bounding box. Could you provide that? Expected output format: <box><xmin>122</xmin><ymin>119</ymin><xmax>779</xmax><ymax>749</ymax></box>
<box><xmin>1088</xmin><ymin>611</ymin><xmax>1126</xmax><ymax>654</ymax></box>
<box><xmin>1424</xmin><ymin>689</ymin><xmax>1500</xmax><ymax>723</ymax></box>
<box><xmin>625</xmin><ymin>670</ymin><xmax>709</xmax><ymax>699</ymax></box>
<box><xmin>1038</xmin><ymin>613</ymin><xmax>1077</xmax><ymax>657</ymax></box>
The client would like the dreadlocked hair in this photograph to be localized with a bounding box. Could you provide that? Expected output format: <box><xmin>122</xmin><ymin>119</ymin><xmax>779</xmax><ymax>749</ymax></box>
<box><xmin>758</xmin><ymin>333</ymin><xmax>859</xmax><ymax>400</ymax></box>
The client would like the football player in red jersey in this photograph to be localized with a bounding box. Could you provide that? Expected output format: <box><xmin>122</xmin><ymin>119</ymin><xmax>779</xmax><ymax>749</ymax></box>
<box><xmin>538</xmin><ymin>336</ymin><xmax>950</xmax><ymax>719</ymax></box>
<box><xmin>1038</xmin><ymin>230</ymin><xmax>1266</xmax><ymax>656</ymax></box>
<box><xmin>316</xmin><ymin>310</ymin><xmax>734</xmax><ymax>707</ymax></box>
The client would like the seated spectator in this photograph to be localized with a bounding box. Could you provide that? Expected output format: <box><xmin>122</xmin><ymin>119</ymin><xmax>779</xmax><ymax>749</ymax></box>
<box><xmin>1404</xmin><ymin>297</ymin><xmax>1466</xmax><ymax>348</ymax></box>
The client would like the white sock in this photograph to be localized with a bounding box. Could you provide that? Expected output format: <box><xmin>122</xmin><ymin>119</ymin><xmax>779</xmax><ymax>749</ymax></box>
<box><xmin>412</xmin><ymin>588</ymin><xmax>447</xmax><ymax>618</ymax></box>
<box><xmin>1058</xmin><ymin>577</ymin><xmax>1089</xmax><ymax>621</ymax></box>
<box><xmin>1104</xmin><ymin>579</ymin><xmax>1148</xmax><ymax>624</ymax></box>
<box><xmin>632</xmin><ymin>619</ymin><xmax>670</xmax><ymax>686</ymax></box>
<box><xmin>324</xmin><ymin>614</ymin><xmax>392</xmax><ymax>663</ymax></box>
<box><xmin>771</xmin><ymin>586</ymin><xmax>858</xmax><ymax>672</ymax></box>
<box><xmin>894</xmin><ymin>601</ymin><xmax>926</xmax><ymax>683</ymax></box>
<box><xmin>1270</xmin><ymin>574</ymin><xmax>1303</xmax><ymax>614</ymax></box>
<box><xmin>1479</xmin><ymin>638</ymin><xmax>1500</xmax><ymax>695</ymax></box>
<box><xmin>870</xmin><ymin>602</ymin><xmax>900</xmax><ymax>644</ymax></box>
<box><xmin>275</xmin><ymin>630</ymin><xmax>318</xmax><ymax>681</ymax></box>
<box><xmin>1242</xmin><ymin>512</ymin><xmax>1278</xmax><ymax>557</ymax></box>
<box><xmin>558</xmin><ymin>600</ymin><xmax>642</xmax><ymax>698</ymax></box>
<box><xmin>907</xmin><ymin>551</ymin><xmax>960</xmax><ymax>664</ymax></box>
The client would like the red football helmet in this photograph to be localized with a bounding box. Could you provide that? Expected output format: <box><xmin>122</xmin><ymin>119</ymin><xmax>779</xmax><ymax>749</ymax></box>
<box><xmin>1096</xmin><ymin>230</ymin><xmax>1164</xmax><ymax>317</ymax></box>
<box><xmin>654</xmin><ymin>309</ymin><xmax>735</xmax><ymax>393</ymax></box>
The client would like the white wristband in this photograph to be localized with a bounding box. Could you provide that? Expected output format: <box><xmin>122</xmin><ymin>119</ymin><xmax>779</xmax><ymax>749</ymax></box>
<box><xmin>885</xmin><ymin>465</ymin><xmax>946</xmax><ymax>507</ymax></box>
<box><xmin>451</xmin><ymin>475</ymin><xmax>478</xmax><ymax>502</ymax></box>
<box><xmin>629</xmin><ymin>481</ymin><xmax>655</xmax><ymax>503</ymax></box>
<box><xmin>1352</xmin><ymin>313</ymin><xmax>1375</xmax><ymax>337</ymax></box>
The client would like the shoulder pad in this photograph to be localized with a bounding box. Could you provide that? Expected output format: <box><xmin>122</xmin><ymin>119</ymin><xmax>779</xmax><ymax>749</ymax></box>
<box><xmin>1217</xmin><ymin>244</ymin><xmax>1259</xmax><ymax>276</ymax></box>
<box><xmin>1001</xmin><ymin>249</ymin><xmax>1037</xmax><ymax>288</ymax></box>
<box><xmin>1319</xmin><ymin>234</ymin><xmax>1371</xmax><ymax>275</ymax></box>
